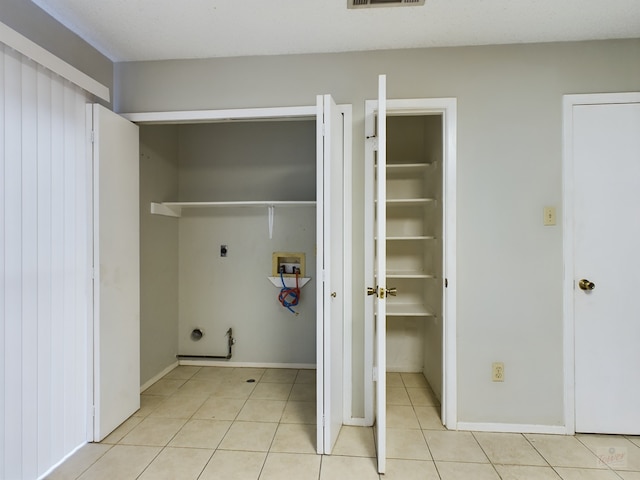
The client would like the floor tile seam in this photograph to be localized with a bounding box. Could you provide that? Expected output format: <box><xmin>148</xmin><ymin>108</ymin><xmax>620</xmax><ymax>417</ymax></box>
<box><xmin>470</xmin><ymin>430</ymin><xmax>505</xmax><ymax>467</ymax></box>
<box><xmin>194</xmin><ymin>447</ymin><xmax>220</xmax><ymax>480</ymax></box>
<box><xmin>428</xmin><ymin>457</ymin><xmax>492</xmax><ymax>465</ymax></box>
<box><xmin>129</xmin><ymin>444</ymin><xmax>165</xmax><ymax>480</ymax></box>
<box><xmin>136</xmin><ymin>444</ymin><xmax>215</xmax><ymax>480</ymax></box>
<box><xmin>67</xmin><ymin>443</ymin><xmax>115</xmax><ymax>480</ymax></box>
<box><xmin>574</xmin><ymin>434</ymin><xmax>634</xmax><ymax>473</ymax></box>
<box><xmin>148</xmin><ymin>395</ymin><xmax>211</xmax><ymax>421</ymax></box>
<box><xmin>549</xmin><ymin>464</ymin><xmax>626</xmax><ymax>479</ymax></box>
<box><xmin>522</xmin><ymin>433</ymin><xmax>556</xmax><ymax>470</ymax></box>
<box><xmin>117</xmin><ymin>419</ymin><xmax>189</xmax><ymax>448</ymax></box>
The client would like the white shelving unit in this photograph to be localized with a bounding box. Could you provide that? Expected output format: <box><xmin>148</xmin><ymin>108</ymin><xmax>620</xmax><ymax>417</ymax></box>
<box><xmin>376</xmin><ymin>156</ymin><xmax>440</xmax><ymax>318</ymax></box>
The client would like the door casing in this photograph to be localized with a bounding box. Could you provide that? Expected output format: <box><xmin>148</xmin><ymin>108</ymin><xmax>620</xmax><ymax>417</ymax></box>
<box><xmin>363</xmin><ymin>96</ymin><xmax>458</xmax><ymax>430</ymax></box>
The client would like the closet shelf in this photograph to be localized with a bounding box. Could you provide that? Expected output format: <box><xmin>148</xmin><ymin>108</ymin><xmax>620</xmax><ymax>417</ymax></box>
<box><xmin>376</xmin><ymin>235</ymin><xmax>437</xmax><ymax>241</ymax></box>
<box><xmin>385</xmin><ymin>271</ymin><xmax>436</xmax><ymax>279</ymax></box>
<box><xmin>386</xmin><ymin>198</ymin><xmax>436</xmax><ymax>206</ymax></box>
<box><xmin>151</xmin><ymin>200</ymin><xmax>316</xmax><ymax>218</ymax></box>
<box><xmin>150</xmin><ymin>201</ymin><xmax>315</xmax><ymax>239</ymax></box>
<box><xmin>377</xmin><ymin>303</ymin><xmax>435</xmax><ymax>317</ymax></box>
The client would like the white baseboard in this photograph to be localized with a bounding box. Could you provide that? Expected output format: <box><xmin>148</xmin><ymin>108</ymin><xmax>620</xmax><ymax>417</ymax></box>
<box><xmin>178</xmin><ymin>359</ymin><xmax>316</xmax><ymax>370</ymax></box>
<box><xmin>140</xmin><ymin>361</ymin><xmax>179</xmax><ymax>392</ymax></box>
<box><xmin>456</xmin><ymin>422</ymin><xmax>569</xmax><ymax>435</ymax></box>
<box><xmin>38</xmin><ymin>441</ymin><xmax>86</xmax><ymax>480</ymax></box>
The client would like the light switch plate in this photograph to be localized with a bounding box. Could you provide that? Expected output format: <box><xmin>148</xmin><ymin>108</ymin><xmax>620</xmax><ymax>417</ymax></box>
<box><xmin>543</xmin><ymin>206</ymin><xmax>556</xmax><ymax>226</ymax></box>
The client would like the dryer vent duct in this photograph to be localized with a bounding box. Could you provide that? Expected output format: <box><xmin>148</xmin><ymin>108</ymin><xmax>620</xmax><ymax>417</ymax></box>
<box><xmin>348</xmin><ymin>0</ymin><xmax>424</xmax><ymax>8</ymax></box>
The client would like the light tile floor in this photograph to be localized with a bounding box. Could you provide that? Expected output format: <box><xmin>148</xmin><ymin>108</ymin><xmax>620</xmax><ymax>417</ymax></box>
<box><xmin>47</xmin><ymin>367</ymin><xmax>640</xmax><ymax>480</ymax></box>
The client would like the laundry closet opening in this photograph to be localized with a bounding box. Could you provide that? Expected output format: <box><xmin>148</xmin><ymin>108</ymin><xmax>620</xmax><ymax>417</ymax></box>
<box><xmin>139</xmin><ymin>119</ymin><xmax>318</xmax><ymax>378</ymax></box>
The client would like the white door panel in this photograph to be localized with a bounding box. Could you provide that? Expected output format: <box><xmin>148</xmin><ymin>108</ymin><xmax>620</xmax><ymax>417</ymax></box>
<box><xmin>573</xmin><ymin>101</ymin><xmax>640</xmax><ymax>434</ymax></box>
<box><xmin>375</xmin><ymin>74</ymin><xmax>387</xmax><ymax>474</ymax></box>
<box><xmin>316</xmin><ymin>94</ymin><xmax>344</xmax><ymax>454</ymax></box>
<box><xmin>91</xmin><ymin>104</ymin><xmax>140</xmax><ymax>441</ymax></box>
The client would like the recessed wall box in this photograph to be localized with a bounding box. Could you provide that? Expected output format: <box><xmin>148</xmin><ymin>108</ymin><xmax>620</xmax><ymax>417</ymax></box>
<box><xmin>272</xmin><ymin>252</ymin><xmax>305</xmax><ymax>277</ymax></box>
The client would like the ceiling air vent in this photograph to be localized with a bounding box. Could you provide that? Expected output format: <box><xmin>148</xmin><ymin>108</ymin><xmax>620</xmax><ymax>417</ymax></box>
<box><xmin>348</xmin><ymin>0</ymin><xmax>425</xmax><ymax>8</ymax></box>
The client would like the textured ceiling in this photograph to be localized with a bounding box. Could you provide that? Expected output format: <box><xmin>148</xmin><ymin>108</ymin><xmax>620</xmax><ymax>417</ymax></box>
<box><xmin>32</xmin><ymin>0</ymin><xmax>640</xmax><ymax>62</ymax></box>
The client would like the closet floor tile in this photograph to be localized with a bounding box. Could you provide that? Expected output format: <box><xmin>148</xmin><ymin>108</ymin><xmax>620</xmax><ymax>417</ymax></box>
<box><xmin>238</xmin><ymin>399</ymin><xmax>286</xmax><ymax>423</ymax></box>
<box><xmin>383</xmin><ymin>459</ymin><xmax>440</xmax><ymax>480</ymax></box>
<box><xmin>332</xmin><ymin>426</ymin><xmax>376</xmax><ymax>458</ymax></box>
<box><xmin>319</xmin><ymin>455</ymin><xmax>379</xmax><ymax>480</ymax></box>
<box><xmin>473</xmin><ymin>432</ymin><xmax>547</xmax><ymax>466</ymax></box>
<box><xmin>192</xmin><ymin>396</ymin><xmax>246</xmax><ymax>421</ymax></box>
<box><xmin>280</xmin><ymin>401</ymin><xmax>316</xmax><ymax>424</ymax></box>
<box><xmin>218</xmin><ymin>421</ymin><xmax>278</xmax><ymax>452</ymax></box>
<box><xmin>260</xmin><ymin>452</ymin><xmax>320</xmax><ymax>480</ymax></box>
<box><xmin>294</xmin><ymin>369</ymin><xmax>316</xmax><ymax>384</ymax></box>
<box><xmin>270</xmin><ymin>423</ymin><xmax>316</xmax><ymax>454</ymax></box>
<box><xmin>137</xmin><ymin>447</ymin><xmax>213</xmax><ymax>480</ymax></box>
<box><xmin>168</xmin><ymin>419</ymin><xmax>232</xmax><ymax>449</ymax></box>
<box><xmin>76</xmin><ymin>445</ymin><xmax>161</xmax><ymax>480</ymax></box>
<box><xmin>198</xmin><ymin>450</ymin><xmax>266</xmax><ymax>480</ymax></box>
<box><xmin>424</xmin><ymin>430</ymin><xmax>489</xmax><ymax>463</ymax></box>
<box><xmin>118</xmin><ymin>417</ymin><xmax>187</xmax><ymax>447</ymax></box>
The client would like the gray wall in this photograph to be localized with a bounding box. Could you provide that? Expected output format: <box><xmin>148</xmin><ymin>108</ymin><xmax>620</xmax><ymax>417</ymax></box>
<box><xmin>175</xmin><ymin>122</ymin><xmax>317</xmax><ymax>365</ymax></box>
<box><xmin>139</xmin><ymin>125</ymin><xmax>180</xmax><ymax>385</ymax></box>
<box><xmin>117</xmin><ymin>39</ymin><xmax>640</xmax><ymax>426</ymax></box>
<box><xmin>0</xmin><ymin>0</ymin><xmax>113</xmax><ymax>103</ymax></box>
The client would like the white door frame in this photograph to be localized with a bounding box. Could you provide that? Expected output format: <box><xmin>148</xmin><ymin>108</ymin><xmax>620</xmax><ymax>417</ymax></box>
<box><xmin>363</xmin><ymin>97</ymin><xmax>457</xmax><ymax>429</ymax></box>
<box><xmin>562</xmin><ymin>91</ymin><xmax>640</xmax><ymax>435</ymax></box>
<box><xmin>121</xmin><ymin>105</ymin><xmax>353</xmax><ymax>437</ymax></box>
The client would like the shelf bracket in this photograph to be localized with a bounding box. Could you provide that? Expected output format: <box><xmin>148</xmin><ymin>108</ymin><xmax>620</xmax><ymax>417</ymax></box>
<box><xmin>268</xmin><ymin>205</ymin><xmax>275</xmax><ymax>239</ymax></box>
<box><xmin>150</xmin><ymin>202</ymin><xmax>181</xmax><ymax>217</ymax></box>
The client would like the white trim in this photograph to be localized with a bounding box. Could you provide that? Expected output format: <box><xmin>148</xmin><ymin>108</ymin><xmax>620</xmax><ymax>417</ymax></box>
<box><xmin>457</xmin><ymin>422</ymin><xmax>567</xmax><ymax>435</ymax></box>
<box><xmin>562</xmin><ymin>91</ymin><xmax>640</xmax><ymax>437</ymax></box>
<box><xmin>140</xmin><ymin>361</ymin><xmax>179</xmax><ymax>393</ymax></box>
<box><xmin>0</xmin><ymin>21</ymin><xmax>110</xmax><ymax>102</ymax></box>
<box><xmin>363</xmin><ymin>96</ymin><xmax>458</xmax><ymax>431</ymax></box>
<box><xmin>121</xmin><ymin>106</ymin><xmax>317</xmax><ymax>124</ymax></box>
<box><xmin>341</xmin><ymin>105</ymin><xmax>354</xmax><ymax>426</ymax></box>
<box><xmin>177</xmin><ymin>360</ymin><xmax>317</xmax><ymax>369</ymax></box>
<box><xmin>37</xmin><ymin>442</ymin><xmax>87</xmax><ymax>480</ymax></box>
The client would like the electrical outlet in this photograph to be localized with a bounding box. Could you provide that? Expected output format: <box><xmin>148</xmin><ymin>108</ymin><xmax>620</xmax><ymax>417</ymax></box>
<box><xmin>492</xmin><ymin>362</ymin><xmax>505</xmax><ymax>382</ymax></box>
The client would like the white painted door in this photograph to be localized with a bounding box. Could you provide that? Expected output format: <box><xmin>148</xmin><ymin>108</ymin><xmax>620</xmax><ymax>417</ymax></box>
<box><xmin>572</xmin><ymin>100</ymin><xmax>640</xmax><ymax>434</ymax></box>
<box><xmin>375</xmin><ymin>74</ymin><xmax>388</xmax><ymax>474</ymax></box>
<box><xmin>316</xmin><ymin>94</ymin><xmax>344</xmax><ymax>454</ymax></box>
<box><xmin>89</xmin><ymin>104</ymin><xmax>140</xmax><ymax>441</ymax></box>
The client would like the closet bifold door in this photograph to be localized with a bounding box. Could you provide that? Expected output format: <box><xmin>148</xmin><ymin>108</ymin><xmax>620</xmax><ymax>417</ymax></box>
<box><xmin>374</xmin><ymin>74</ymin><xmax>388</xmax><ymax>475</ymax></box>
<box><xmin>89</xmin><ymin>104</ymin><xmax>140</xmax><ymax>441</ymax></box>
<box><xmin>316</xmin><ymin>94</ymin><xmax>345</xmax><ymax>455</ymax></box>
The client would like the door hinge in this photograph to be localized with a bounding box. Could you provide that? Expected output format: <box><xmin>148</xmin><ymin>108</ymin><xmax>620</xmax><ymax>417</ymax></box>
<box><xmin>445</xmin><ymin>278</ymin><xmax>448</xmax><ymax>288</ymax></box>
<box><xmin>90</xmin><ymin>130</ymin><xmax>95</xmax><ymax>143</ymax></box>
<box><xmin>373</xmin><ymin>366</ymin><xmax>378</xmax><ymax>381</ymax></box>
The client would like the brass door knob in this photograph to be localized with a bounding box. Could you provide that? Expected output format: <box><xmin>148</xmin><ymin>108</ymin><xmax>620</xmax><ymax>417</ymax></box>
<box><xmin>331</xmin><ymin>292</ymin><xmax>337</xmax><ymax>298</ymax></box>
<box><xmin>386</xmin><ymin>287</ymin><xmax>397</xmax><ymax>296</ymax></box>
<box><xmin>367</xmin><ymin>287</ymin><xmax>377</xmax><ymax>296</ymax></box>
<box><xmin>579</xmin><ymin>279</ymin><xmax>595</xmax><ymax>291</ymax></box>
